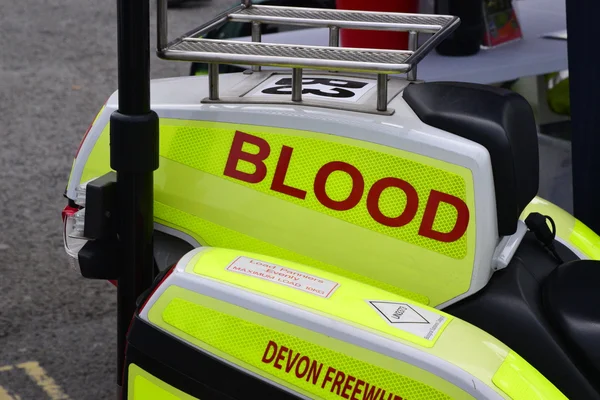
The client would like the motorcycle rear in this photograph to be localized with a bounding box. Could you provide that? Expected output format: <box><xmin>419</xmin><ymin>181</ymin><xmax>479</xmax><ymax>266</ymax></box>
<box><xmin>62</xmin><ymin>1</ymin><xmax>600</xmax><ymax>399</ymax></box>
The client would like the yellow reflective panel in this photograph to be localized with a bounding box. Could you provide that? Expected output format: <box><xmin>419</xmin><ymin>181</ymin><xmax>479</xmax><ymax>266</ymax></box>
<box><xmin>158</xmin><ymin>120</ymin><xmax>472</xmax><ymax>260</ymax></box>
<box><xmin>148</xmin><ymin>285</ymin><xmax>473</xmax><ymax>400</ymax></box>
<box><xmin>492</xmin><ymin>352</ymin><xmax>567</xmax><ymax>400</ymax></box>
<box><xmin>153</xmin><ymin>171</ymin><xmax>431</xmax><ymax>305</ymax></box>
<box><xmin>185</xmin><ymin>247</ymin><xmax>451</xmax><ymax>348</ymax></box>
<box><xmin>571</xmin><ymin>220</ymin><xmax>600</xmax><ymax>259</ymax></box>
<box><xmin>128</xmin><ymin>364</ymin><xmax>198</xmax><ymax>400</ymax></box>
<box><xmin>522</xmin><ymin>196</ymin><xmax>600</xmax><ymax>259</ymax></box>
<box><xmin>80</xmin><ymin>119</ymin><xmax>478</xmax><ymax>306</ymax></box>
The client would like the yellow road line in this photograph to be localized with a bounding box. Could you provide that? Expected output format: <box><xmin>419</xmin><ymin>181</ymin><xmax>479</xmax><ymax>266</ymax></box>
<box><xmin>16</xmin><ymin>362</ymin><xmax>71</xmax><ymax>400</ymax></box>
<box><xmin>0</xmin><ymin>385</ymin><xmax>20</xmax><ymax>400</ymax></box>
<box><xmin>0</xmin><ymin>365</ymin><xmax>17</xmax><ymax>400</ymax></box>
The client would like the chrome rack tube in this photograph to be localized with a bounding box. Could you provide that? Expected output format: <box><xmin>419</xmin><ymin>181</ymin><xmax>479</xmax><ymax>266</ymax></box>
<box><xmin>157</xmin><ymin>3</ymin><xmax>246</xmax><ymax>54</ymax></box>
<box><xmin>404</xmin><ymin>16</ymin><xmax>460</xmax><ymax>67</ymax></box>
<box><xmin>328</xmin><ymin>26</ymin><xmax>339</xmax><ymax>73</ymax></box>
<box><xmin>229</xmin><ymin>6</ymin><xmax>448</xmax><ymax>33</ymax></box>
<box><xmin>251</xmin><ymin>21</ymin><xmax>262</xmax><ymax>72</ymax></box>
<box><xmin>377</xmin><ymin>74</ymin><xmax>388</xmax><ymax>112</ymax></box>
<box><xmin>209</xmin><ymin>64</ymin><xmax>220</xmax><ymax>100</ymax></box>
<box><xmin>158</xmin><ymin>6</ymin><xmax>459</xmax><ymax>74</ymax></box>
<box><xmin>156</xmin><ymin>4</ymin><xmax>461</xmax><ymax>112</ymax></box>
<box><xmin>157</xmin><ymin>0</ymin><xmax>168</xmax><ymax>51</ymax></box>
<box><xmin>407</xmin><ymin>31</ymin><xmax>418</xmax><ymax>81</ymax></box>
<box><xmin>292</xmin><ymin>68</ymin><xmax>303</xmax><ymax>102</ymax></box>
<box><xmin>329</xmin><ymin>26</ymin><xmax>340</xmax><ymax>47</ymax></box>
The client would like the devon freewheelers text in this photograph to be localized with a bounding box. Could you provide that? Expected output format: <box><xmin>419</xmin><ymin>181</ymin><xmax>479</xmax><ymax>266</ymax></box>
<box><xmin>261</xmin><ymin>340</ymin><xmax>405</xmax><ymax>400</ymax></box>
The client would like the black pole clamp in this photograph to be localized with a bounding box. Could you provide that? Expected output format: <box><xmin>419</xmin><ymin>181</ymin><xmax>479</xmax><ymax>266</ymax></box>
<box><xmin>110</xmin><ymin>111</ymin><xmax>160</xmax><ymax>173</ymax></box>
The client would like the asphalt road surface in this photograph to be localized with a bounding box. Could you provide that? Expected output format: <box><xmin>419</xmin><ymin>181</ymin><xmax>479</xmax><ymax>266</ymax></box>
<box><xmin>0</xmin><ymin>1</ymin><xmax>232</xmax><ymax>399</ymax></box>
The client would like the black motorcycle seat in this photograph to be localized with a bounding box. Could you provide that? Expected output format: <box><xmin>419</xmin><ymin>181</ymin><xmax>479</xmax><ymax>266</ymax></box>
<box><xmin>403</xmin><ymin>81</ymin><xmax>539</xmax><ymax>237</ymax></box>
<box><xmin>543</xmin><ymin>260</ymin><xmax>600</xmax><ymax>379</ymax></box>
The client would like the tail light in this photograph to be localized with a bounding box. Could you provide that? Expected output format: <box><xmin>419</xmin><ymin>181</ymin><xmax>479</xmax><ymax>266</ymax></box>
<box><xmin>62</xmin><ymin>205</ymin><xmax>87</xmax><ymax>271</ymax></box>
<box><xmin>62</xmin><ymin>181</ymin><xmax>90</xmax><ymax>271</ymax></box>
<box><xmin>65</xmin><ymin>100</ymin><xmax>110</xmax><ymax>274</ymax></box>
<box><xmin>63</xmin><ymin>173</ymin><xmax>127</xmax><ymax>285</ymax></box>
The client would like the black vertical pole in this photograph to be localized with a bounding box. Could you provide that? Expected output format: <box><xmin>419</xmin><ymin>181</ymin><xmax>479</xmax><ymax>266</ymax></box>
<box><xmin>111</xmin><ymin>0</ymin><xmax>159</xmax><ymax>394</ymax></box>
<box><xmin>566</xmin><ymin>0</ymin><xmax>600</xmax><ymax>234</ymax></box>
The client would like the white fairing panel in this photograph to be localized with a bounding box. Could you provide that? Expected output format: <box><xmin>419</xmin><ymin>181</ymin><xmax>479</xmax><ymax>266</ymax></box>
<box><xmin>67</xmin><ymin>72</ymin><xmax>500</xmax><ymax>307</ymax></box>
<box><xmin>138</xmin><ymin>248</ymin><xmax>506</xmax><ymax>400</ymax></box>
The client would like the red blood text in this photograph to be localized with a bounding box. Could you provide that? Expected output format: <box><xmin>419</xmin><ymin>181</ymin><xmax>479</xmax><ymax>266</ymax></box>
<box><xmin>224</xmin><ymin>130</ymin><xmax>469</xmax><ymax>243</ymax></box>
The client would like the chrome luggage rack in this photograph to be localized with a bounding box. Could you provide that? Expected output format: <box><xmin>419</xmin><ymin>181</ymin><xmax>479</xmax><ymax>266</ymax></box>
<box><xmin>157</xmin><ymin>0</ymin><xmax>460</xmax><ymax>112</ymax></box>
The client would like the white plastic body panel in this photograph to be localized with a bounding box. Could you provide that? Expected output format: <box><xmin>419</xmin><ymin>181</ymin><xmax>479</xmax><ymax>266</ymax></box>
<box><xmin>67</xmin><ymin>73</ymin><xmax>500</xmax><ymax>307</ymax></box>
<box><xmin>138</xmin><ymin>247</ymin><xmax>507</xmax><ymax>400</ymax></box>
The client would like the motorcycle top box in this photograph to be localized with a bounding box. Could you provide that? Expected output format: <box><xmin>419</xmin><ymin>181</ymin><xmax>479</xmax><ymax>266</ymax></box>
<box><xmin>61</xmin><ymin>1</ymin><xmax>600</xmax><ymax>399</ymax></box>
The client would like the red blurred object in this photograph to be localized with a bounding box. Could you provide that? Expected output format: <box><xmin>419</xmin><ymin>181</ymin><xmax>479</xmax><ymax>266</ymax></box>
<box><xmin>61</xmin><ymin>205</ymin><xmax>79</xmax><ymax>222</ymax></box>
<box><xmin>336</xmin><ymin>0</ymin><xmax>419</xmax><ymax>50</ymax></box>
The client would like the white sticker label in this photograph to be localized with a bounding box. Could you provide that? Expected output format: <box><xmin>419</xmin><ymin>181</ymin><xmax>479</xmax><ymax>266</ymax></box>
<box><xmin>244</xmin><ymin>75</ymin><xmax>377</xmax><ymax>103</ymax></box>
<box><xmin>367</xmin><ymin>300</ymin><xmax>447</xmax><ymax>340</ymax></box>
<box><xmin>226</xmin><ymin>257</ymin><xmax>339</xmax><ymax>298</ymax></box>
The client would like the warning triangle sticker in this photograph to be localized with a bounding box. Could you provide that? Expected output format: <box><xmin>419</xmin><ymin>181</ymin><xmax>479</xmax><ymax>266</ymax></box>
<box><xmin>368</xmin><ymin>301</ymin><xmax>429</xmax><ymax>324</ymax></box>
<box><xmin>366</xmin><ymin>300</ymin><xmax>449</xmax><ymax>341</ymax></box>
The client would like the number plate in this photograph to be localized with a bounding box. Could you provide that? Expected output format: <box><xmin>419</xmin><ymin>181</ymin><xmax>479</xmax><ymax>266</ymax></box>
<box><xmin>244</xmin><ymin>75</ymin><xmax>377</xmax><ymax>103</ymax></box>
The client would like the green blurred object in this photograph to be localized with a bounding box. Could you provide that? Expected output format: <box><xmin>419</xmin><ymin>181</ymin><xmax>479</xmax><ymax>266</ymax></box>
<box><xmin>546</xmin><ymin>71</ymin><xmax>571</xmax><ymax>116</ymax></box>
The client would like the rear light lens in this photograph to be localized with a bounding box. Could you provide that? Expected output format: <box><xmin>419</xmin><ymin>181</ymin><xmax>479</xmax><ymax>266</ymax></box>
<box><xmin>62</xmin><ymin>203</ymin><xmax>117</xmax><ymax>288</ymax></box>
<box><xmin>62</xmin><ymin>205</ymin><xmax>88</xmax><ymax>271</ymax></box>
<box><xmin>74</xmin><ymin>181</ymin><xmax>87</xmax><ymax>207</ymax></box>
<box><xmin>62</xmin><ymin>180</ymin><xmax>95</xmax><ymax>271</ymax></box>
